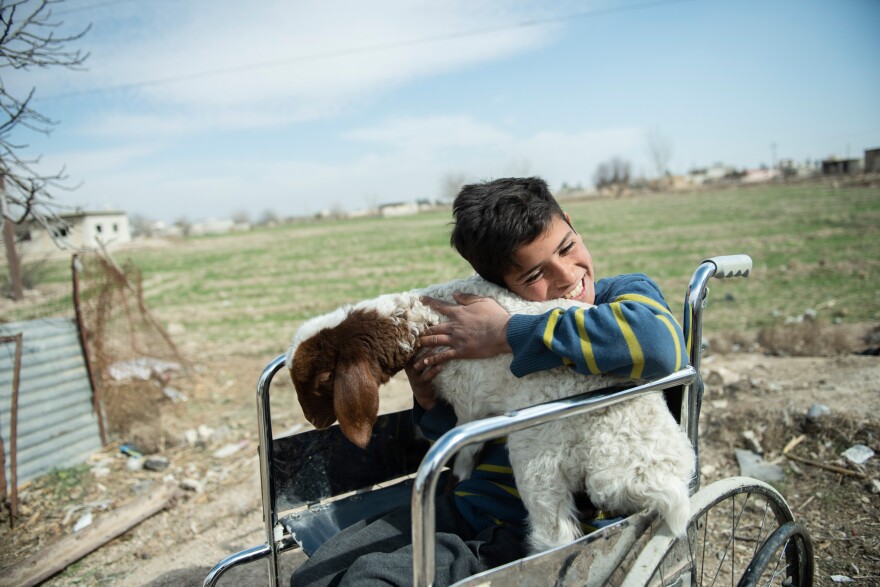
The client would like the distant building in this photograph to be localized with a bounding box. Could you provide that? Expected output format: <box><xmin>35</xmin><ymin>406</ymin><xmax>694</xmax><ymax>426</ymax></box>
<box><xmin>688</xmin><ymin>163</ymin><xmax>737</xmax><ymax>185</ymax></box>
<box><xmin>379</xmin><ymin>202</ymin><xmax>419</xmax><ymax>217</ymax></box>
<box><xmin>189</xmin><ymin>217</ymin><xmax>241</xmax><ymax>236</ymax></box>
<box><xmin>864</xmin><ymin>148</ymin><xmax>880</xmax><ymax>173</ymax></box>
<box><xmin>742</xmin><ymin>168</ymin><xmax>781</xmax><ymax>184</ymax></box>
<box><xmin>778</xmin><ymin>159</ymin><xmax>818</xmax><ymax>179</ymax></box>
<box><xmin>17</xmin><ymin>210</ymin><xmax>131</xmax><ymax>253</ymax></box>
<box><xmin>821</xmin><ymin>157</ymin><xmax>861</xmax><ymax>175</ymax></box>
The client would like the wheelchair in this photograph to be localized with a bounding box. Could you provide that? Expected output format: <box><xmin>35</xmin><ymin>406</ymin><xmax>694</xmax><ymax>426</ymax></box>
<box><xmin>205</xmin><ymin>255</ymin><xmax>815</xmax><ymax>586</ymax></box>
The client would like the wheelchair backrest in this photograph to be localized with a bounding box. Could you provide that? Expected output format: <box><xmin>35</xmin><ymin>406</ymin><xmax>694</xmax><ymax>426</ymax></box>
<box><xmin>271</xmin><ymin>409</ymin><xmax>431</xmax><ymax>512</ymax></box>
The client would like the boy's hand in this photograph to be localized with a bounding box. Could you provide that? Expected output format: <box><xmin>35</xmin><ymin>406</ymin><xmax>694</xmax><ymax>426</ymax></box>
<box><xmin>418</xmin><ymin>293</ymin><xmax>512</xmax><ymax>368</ymax></box>
<box><xmin>405</xmin><ymin>349</ymin><xmax>441</xmax><ymax>410</ymax></box>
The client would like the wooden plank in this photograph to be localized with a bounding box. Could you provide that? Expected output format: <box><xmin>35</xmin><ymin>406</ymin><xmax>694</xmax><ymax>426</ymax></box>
<box><xmin>0</xmin><ymin>482</ymin><xmax>179</xmax><ymax>587</ymax></box>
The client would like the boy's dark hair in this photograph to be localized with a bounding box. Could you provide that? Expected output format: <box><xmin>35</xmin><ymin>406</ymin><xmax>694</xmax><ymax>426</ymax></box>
<box><xmin>451</xmin><ymin>177</ymin><xmax>568</xmax><ymax>287</ymax></box>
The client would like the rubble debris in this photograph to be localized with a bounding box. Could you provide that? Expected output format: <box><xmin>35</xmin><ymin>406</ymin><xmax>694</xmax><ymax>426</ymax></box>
<box><xmin>841</xmin><ymin>444</ymin><xmax>875</xmax><ymax>466</ymax></box>
<box><xmin>806</xmin><ymin>403</ymin><xmax>832</xmax><ymax>421</ymax></box>
<box><xmin>735</xmin><ymin>449</ymin><xmax>785</xmax><ymax>483</ymax></box>
<box><xmin>143</xmin><ymin>456</ymin><xmax>170</xmax><ymax>471</ymax></box>
<box><xmin>73</xmin><ymin>511</ymin><xmax>93</xmax><ymax>533</ymax></box>
<box><xmin>107</xmin><ymin>357</ymin><xmax>182</xmax><ymax>381</ymax></box>
<box><xmin>0</xmin><ymin>483</ymin><xmax>179</xmax><ymax>587</ymax></box>
<box><xmin>213</xmin><ymin>440</ymin><xmax>249</xmax><ymax>459</ymax></box>
<box><xmin>162</xmin><ymin>386</ymin><xmax>188</xmax><ymax>403</ymax></box>
<box><xmin>120</xmin><ymin>444</ymin><xmax>143</xmax><ymax>458</ymax></box>
<box><xmin>179</xmin><ymin>478</ymin><xmax>203</xmax><ymax>493</ymax></box>
<box><xmin>741</xmin><ymin>430</ymin><xmax>764</xmax><ymax>454</ymax></box>
<box><xmin>126</xmin><ymin>457</ymin><xmax>144</xmax><ymax>471</ymax></box>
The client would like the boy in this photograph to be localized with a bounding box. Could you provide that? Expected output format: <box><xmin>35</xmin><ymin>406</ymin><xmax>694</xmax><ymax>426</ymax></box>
<box><xmin>291</xmin><ymin>177</ymin><xmax>685</xmax><ymax>586</ymax></box>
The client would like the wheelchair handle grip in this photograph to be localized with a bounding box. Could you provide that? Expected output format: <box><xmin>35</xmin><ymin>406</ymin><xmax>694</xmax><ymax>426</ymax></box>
<box><xmin>704</xmin><ymin>254</ymin><xmax>752</xmax><ymax>278</ymax></box>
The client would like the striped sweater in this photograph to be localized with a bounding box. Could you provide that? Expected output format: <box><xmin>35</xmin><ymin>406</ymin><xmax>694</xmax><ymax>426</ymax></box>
<box><xmin>414</xmin><ymin>273</ymin><xmax>686</xmax><ymax>534</ymax></box>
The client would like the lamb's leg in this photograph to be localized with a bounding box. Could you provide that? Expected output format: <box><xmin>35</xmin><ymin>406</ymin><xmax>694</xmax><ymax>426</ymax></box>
<box><xmin>452</xmin><ymin>444</ymin><xmax>481</xmax><ymax>481</ymax></box>
<box><xmin>508</xmin><ymin>437</ymin><xmax>581</xmax><ymax>553</ymax></box>
<box><xmin>580</xmin><ymin>402</ymin><xmax>694</xmax><ymax>537</ymax></box>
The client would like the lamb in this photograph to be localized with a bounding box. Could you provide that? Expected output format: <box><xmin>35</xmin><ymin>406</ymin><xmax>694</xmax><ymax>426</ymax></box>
<box><xmin>285</xmin><ymin>274</ymin><xmax>695</xmax><ymax>553</ymax></box>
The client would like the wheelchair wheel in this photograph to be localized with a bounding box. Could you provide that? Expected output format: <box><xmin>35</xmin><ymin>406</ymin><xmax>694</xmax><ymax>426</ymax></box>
<box><xmin>624</xmin><ymin>476</ymin><xmax>813</xmax><ymax>587</ymax></box>
<box><xmin>737</xmin><ymin>522</ymin><xmax>814</xmax><ymax>587</ymax></box>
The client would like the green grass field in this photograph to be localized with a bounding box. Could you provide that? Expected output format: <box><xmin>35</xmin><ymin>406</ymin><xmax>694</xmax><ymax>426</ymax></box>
<box><xmin>5</xmin><ymin>183</ymin><xmax>879</xmax><ymax>358</ymax></box>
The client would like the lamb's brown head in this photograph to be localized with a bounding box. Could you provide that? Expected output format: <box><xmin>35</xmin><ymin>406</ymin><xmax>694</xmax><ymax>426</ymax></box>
<box><xmin>289</xmin><ymin>307</ymin><xmax>415</xmax><ymax>448</ymax></box>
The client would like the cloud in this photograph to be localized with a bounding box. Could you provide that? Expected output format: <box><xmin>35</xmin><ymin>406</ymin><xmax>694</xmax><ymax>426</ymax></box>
<box><xmin>50</xmin><ymin>0</ymin><xmax>564</xmax><ymax>136</ymax></box>
<box><xmin>54</xmin><ymin>114</ymin><xmax>649</xmax><ymax>221</ymax></box>
<box><xmin>345</xmin><ymin>115</ymin><xmax>513</xmax><ymax>150</ymax></box>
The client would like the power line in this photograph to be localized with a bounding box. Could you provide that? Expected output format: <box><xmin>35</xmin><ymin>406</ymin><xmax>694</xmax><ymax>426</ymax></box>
<box><xmin>40</xmin><ymin>0</ymin><xmax>697</xmax><ymax>101</ymax></box>
<box><xmin>55</xmin><ymin>0</ymin><xmax>173</xmax><ymax>16</ymax></box>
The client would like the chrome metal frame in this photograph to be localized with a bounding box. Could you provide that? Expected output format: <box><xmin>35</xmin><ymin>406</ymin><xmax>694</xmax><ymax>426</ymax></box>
<box><xmin>410</xmin><ymin>367</ymin><xmax>698</xmax><ymax>587</ymax></box>
<box><xmin>204</xmin><ymin>354</ymin><xmax>294</xmax><ymax>587</ymax></box>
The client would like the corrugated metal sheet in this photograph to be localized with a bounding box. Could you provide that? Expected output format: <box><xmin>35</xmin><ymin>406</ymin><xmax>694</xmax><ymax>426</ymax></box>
<box><xmin>1</xmin><ymin>317</ymin><xmax>103</xmax><ymax>492</ymax></box>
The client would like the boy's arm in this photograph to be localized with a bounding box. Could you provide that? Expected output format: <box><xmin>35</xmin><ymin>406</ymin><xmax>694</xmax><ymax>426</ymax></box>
<box><xmin>507</xmin><ymin>274</ymin><xmax>686</xmax><ymax>379</ymax></box>
<box><xmin>412</xmin><ymin>400</ymin><xmax>457</xmax><ymax>441</ymax></box>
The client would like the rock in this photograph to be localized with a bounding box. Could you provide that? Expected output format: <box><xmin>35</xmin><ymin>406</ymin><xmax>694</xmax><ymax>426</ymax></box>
<box><xmin>180</xmin><ymin>478</ymin><xmax>204</xmax><ymax>493</ymax></box>
<box><xmin>184</xmin><ymin>429</ymin><xmax>199</xmax><ymax>446</ymax></box>
<box><xmin>706</xmin><ymin>366</ymin><xmax>740</xmax><ymax>387</ymax></box>
<box><xmin>831</xmin><ymin>576</ymin><xmax>854</xmax><ymax>583</ymax></box>
<box><xmin>742</xmin><ymin>430</ymin><xmax>764</xmax><ymax>454</ymax></box>
<box><xmin>73</xmin><ymin>510</ymin><xmax>93</xmax><ymax>532</ymax></box>
<box><xmin>213</xmin><ymin>440</ymin><xmax>249</xmax><ymax>458</ymax></box>
<box><xmin>144</xmin><ymin>456</ymin><xmax>170</xmax><ymax>471</ymax></box>
<box><xmin>735</xmin><ymin>449</ymin><xmax>785</xmax><ymax>483</ymax></box>
<box><xmin>107</xmin><ymin>357</ymin><xmax>182</xmax><ymax>381</ymax></box>
<box><xmin>841</xmin><ymin>444</ymin><xmax>874</xmax><ymax>465</ymax></box>
<box><xmin>126</xmin><ymin>457</ymin><xmax>144</xmax><ymax>471</ymax></box>
<box><xmin>162</xmin><ymin>386</ymin><xmax>188</xmax><ymax>403</ymax></box>
<box><xmin>806</xmin><ymin>404</ymin><xmax>831</xmax><ymax>421</ymax></box>
<box><xmin>131</xmin><ymin>480</ymin><xmax>155</xmax><ymax>495</ymax></box>
<box><xmin>869</xmin><ymin>479</ymin><xmax>880</xmax><ymax>494</ymax></box>
<box><xmin>91</xmin><ymin>466</ymin><xmax>111</xmax><ymax>478</ymax></box>
<box><xmin>197</xmin><ymin>424</ymin><xmax>214</xmax><ymax>444</ymax></box>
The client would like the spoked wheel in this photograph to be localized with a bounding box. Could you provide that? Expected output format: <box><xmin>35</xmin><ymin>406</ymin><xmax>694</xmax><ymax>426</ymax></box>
<box><xmin>623</xmin><ymin>477</ymin><xmax>814</xmax><ymax>587</ymax></box>
<box><xmin>738</xmin><ymin>522</ymin><xmax>814</xmax><ymax>587</ymax></box>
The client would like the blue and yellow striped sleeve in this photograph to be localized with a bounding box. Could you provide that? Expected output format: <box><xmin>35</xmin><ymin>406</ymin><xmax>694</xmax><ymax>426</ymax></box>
<box><xmin>507</xmin><ymin>274</ymin><xmax>686</xmax><ymax>380</ymax></box>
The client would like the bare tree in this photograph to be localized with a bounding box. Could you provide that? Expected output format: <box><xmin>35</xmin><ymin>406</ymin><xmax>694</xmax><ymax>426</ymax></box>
<box><xmin>593</xmin><ymin>157</ymin><xmax>631</xmax><ymax>197</ymax></box>
<box><xmin>231</xmin><ymin>209</ymin><xmax>251</xmax><ymax>225</ymax></box>
<box><xmin>174</xmin><ymin>216</ymin><xmax>192</xmax><ymax>237</ymax></box>
<box><xmin>129</xmin><ymin>213</ymin><xmax>155</xmax><ymax>238</ymax></box>
<box><xmin>1</xmin><ymin>0</ymin><xmax>90</xmax><ymax>299</ymax></box>
<box><xmin>440</xmin><ymin>171</ymin><xmax>468</xmax><ymax>203</ymax></box>
<box><xmin>258</xmin><ymin>209</ymin><xmax>280</xmax><ymax>226</ymax></box>
<box><xmin>646</xmin><ymin>129</ymin><xmax>673</xmax><ymax>185</ymax></box>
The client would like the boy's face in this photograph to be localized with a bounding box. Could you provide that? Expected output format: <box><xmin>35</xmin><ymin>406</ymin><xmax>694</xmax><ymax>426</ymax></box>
<box><xmin>502</xmin><ymin>214</ymin><xmax>595</xmax><ymax>304</ymax></box>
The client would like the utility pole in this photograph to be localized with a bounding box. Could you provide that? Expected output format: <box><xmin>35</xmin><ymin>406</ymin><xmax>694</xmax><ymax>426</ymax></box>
<box><xmin>1</xmin><ymin>173</ymin><xmax>24</xmax><ymax>301</ymax></box>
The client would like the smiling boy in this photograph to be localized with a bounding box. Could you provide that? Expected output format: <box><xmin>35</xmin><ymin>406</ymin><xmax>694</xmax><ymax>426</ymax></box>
<box><xmin>410</xmin><ymin>176</ymin><xmax>685</xmax><ymax>405</ymax></box>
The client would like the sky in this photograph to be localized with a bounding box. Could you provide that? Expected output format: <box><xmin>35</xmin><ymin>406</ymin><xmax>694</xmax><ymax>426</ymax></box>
<box><xmin>7</xmin><ymin>0</ymin><xmax>880</xmax><ymax>223</ymax></box>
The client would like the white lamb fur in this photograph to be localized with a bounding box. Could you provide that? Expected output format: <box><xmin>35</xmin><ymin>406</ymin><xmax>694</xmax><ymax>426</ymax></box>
<box><xmin>286</xmin><ymin>274</ymin><xmax>695</xmax><ymax>553</ymax></box>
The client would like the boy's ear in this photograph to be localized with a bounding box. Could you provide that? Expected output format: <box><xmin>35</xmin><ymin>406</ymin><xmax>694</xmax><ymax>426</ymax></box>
<box><xmin>563</xmin><ymin>211</ymin><xmax>573</xmax><ymax>227</ymax></box>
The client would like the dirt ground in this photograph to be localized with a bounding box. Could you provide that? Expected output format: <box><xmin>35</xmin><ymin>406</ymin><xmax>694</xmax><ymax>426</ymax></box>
<box><xmin>1</xmin><ymin>321</ymin><xmax>879</xmax><ymax>586</ymax></box>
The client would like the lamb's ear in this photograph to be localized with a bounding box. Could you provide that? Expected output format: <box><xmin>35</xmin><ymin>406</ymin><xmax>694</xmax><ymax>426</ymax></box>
<box><xmin>333</xmin><ymin>360</ymin><xmax>380</xmax><ymax>449</ymax></box>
